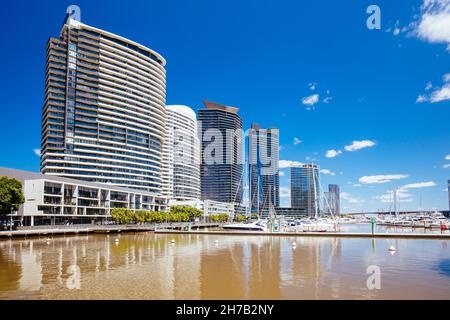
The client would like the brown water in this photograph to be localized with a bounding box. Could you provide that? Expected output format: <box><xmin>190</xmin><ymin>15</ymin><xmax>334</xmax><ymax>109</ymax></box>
<box><xmin>0</xmin><ymin>233</ymin><xmax>449</xmax><ymax>299</ymax></box>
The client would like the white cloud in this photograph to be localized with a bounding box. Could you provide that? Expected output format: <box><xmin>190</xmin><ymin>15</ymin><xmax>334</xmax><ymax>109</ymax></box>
<box><xmin>279</xmin><ymin>171</ymin><xmax>285</xmax><ymax>177</ymax></box>
<box><xmin>323</xmin><ymin>96</ymin><xmax>333</xmax><ymax>104</ymax></box>
<box><xmin>430</xmin><ymin>83</ymin><xmax>450</xmax><ymax>102</ymax></box>
<box><xmin>418</xmin><ymin>72</ymin><xmax>450</xmax><ymax>103</ymax></box>
<box><xmin>279</xmin><ymin>160</ymin><xmax>304</xmax><ymax>168</ymax></box>
<box><xmin>444</xmin><ymin>164</ymin><xmax>450</xmax><ymax>169</ymax></box>
<box><xmin>344</xmin><ymin>140</ymin><xmax>376</xmax><ymax>152</ymax></box>
<box><xmin>320</xmin><ymin>169</ymin><xmax>336</xmax><ymax>176</ymax></box>
<box><xmin>280</xmin><ymin>187</ymin><xmax>290</xmax><ymax>198</ymax></box>
<box><xmin>33</xmin><ymin>149</ymin><xmax>41</xmax><ymax>156</ymax></box>
<box><xmin>400</xmin><ymin>181</ymin><xmax>437</xmax><ymax>189</ymax></box>
<box><xmin>414</xmin><ymin>0</ymin><xmax>450</xmax><ymax>48</ymax></box>
<box><xmin>302</xmin><ymin>94</ymin><xmax>320</xmax><ymax>109</ymax></box>
<box><xmin>425</xmin><ymin>82</ymin><xmax>433</xmax><ymax>90</ymax></box>
<box><xmin>341</xmin><ymin>192</ymin><xmax>364</xmax><ymax>204</ymax></box>
<box><xmin>353</xmin><ymin>184</ymin><xmax>362</xmax><ymax>187</ymax></box>
<box><xmin>308</xmin><ymin>82</ymin><xmax>318</xmax><ymax>90</ymax></box>
<box><xmin>444</xmin><ymin>73</ymin><xmax>450</xmax><ymax>82</ymax></box>
<box><xmin>293</xmin><ymin>137</ymin><xmax>302</xmax><ymax>145</ymax></box>
<box><xmin>326</xmin><ymin>149</ymin><xmax>342</xmax><ymax>158</ymax></box>
<box><xmin>416</xmin><ymin>94</ymin><xmax>428</xmax><ymax>103</ymax></box>
<box><xmin>446</xmin><ymin>154</ymin><xmax>450</xmax><ymax>160</ymax></box>
<box><xmin>359</xmin><ymin>174</ymin><xmax>409</xmax><ymax>184</ymax></box>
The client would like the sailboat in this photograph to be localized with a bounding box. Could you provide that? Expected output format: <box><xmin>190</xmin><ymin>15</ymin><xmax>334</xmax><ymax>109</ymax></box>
<box><xmin>288</xmin><ymin>165</ymin><xmax>337</xmax><ymax>233</ymax></box>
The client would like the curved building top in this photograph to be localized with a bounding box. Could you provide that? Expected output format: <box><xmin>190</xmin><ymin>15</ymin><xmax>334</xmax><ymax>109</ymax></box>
<box><xmin>167</xmin><ymin>105</ymin><xmax>197</xmax><ymax>121</ymax></box>
<box><xmin>64</xmin><ymin>17</ymin><xmax>166</xmax><ymax>67</ymax></box>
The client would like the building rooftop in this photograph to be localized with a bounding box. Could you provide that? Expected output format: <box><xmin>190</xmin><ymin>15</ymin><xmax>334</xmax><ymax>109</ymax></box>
<box><xmin>202</xmin><ymin>100</ymin><xmax>239</xmax><ymax>114</ymax></box>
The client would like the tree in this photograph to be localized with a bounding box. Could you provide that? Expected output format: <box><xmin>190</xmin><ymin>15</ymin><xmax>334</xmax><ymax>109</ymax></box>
<box><xmin>170</xmin><ymin>206</ymin><xmax>203</xmax><ymax>220</ymax></box>
<box><xmin>234</xmin><ymin>214</ymin><xmax>246</xmax><ymax>222</ymax></box>
<box><xmin>0</xmin><ymin>177</ymin><xmax>25</xmax><ymax>216</ymax></box>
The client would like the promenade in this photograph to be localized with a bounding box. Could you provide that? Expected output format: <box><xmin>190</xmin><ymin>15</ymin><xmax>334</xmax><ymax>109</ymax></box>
<box><xmin>0</xmin><ymin>222</ymin><xmax>221</xmax><ymax>238</ymax></box>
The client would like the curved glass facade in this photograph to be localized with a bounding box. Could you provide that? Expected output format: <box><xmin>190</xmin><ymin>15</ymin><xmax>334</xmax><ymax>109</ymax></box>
<box><xmin>41</xmin><ymin>17</ymin><xmax>167</xmax><ymax>194</ymax></box>
<box><xmin>162</xmin><ymin>105</ymin><xmax>200</xmax><ymax>201</ymax></box>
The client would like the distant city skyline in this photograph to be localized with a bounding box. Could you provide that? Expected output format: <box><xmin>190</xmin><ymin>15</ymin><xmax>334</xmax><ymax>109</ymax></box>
<box><xmin>0</xmin><ymin>0</ymin><xmax>449</xmax><ymax>212</ymax></box>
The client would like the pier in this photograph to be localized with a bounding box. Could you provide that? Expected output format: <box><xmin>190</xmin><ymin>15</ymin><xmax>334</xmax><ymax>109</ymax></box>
<box><xmin>154</xmin><ymin>229</ymin><xmax>450</xmax><ymax>239</ymax></box>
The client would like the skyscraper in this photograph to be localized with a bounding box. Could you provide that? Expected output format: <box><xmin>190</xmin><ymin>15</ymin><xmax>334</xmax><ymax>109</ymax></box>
<box><xmin>162</xmin><ymin>105</ymin><xmax>200</xmax><ymax>201</ymax></box>
<box><xmin>248</xmin><ymin>123</ymin><xmax>279</xmax><ymax>214</ymax></box>
<box><xmin>328</xmin><ymin>184</ymin><xmax>340</xmax><ymax>215</ymax></box>
<box><xmin>198</xmin><ymin>100</ymin><xmax>243</xmax><ymax>204</ymax></box>
<box><xmin>40</xmin><ymin>13</ymin><xmax>167</xmax><ymax>193</ymax></box>
<box><xmin>290</xmin><ymin>164</ymin><xmax>320</xmax><ymax>217</ymax></box>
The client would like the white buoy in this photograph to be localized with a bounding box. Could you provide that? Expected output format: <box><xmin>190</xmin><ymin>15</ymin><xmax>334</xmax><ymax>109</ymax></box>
<box><xmin>46</xmin><ymin>238</ymin><xmax>51</xmax><ymax>244</ymax></box>
<box><xmin>292</xmin><ymin>242</ymin><xmax>297</xmax><ymax>247</ymax></box>
<box><xmin>388</xmin><ymin>246</ymin><xmax>396</xmax><ymax>252</ymax></box>
<box><xmin>115</xmin><ymin>238</ymin><xmax>120</xmax><ymax>243</ymax></box>
<box><xmin>214</xmin><ymin>240</ymin><xmax>219</xmax><ymax>244</ymax></box>
<box><xmin>171</xmin><ymin>239</ymin><xmax>176</xmax><ymax>243</ymax></box>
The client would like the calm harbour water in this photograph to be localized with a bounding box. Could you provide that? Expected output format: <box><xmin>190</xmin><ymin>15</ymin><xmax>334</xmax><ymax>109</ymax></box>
<box><xmin>0</xmin><ymin>231</ymin><xmax>449</xmax><ymax>299</ymax></box>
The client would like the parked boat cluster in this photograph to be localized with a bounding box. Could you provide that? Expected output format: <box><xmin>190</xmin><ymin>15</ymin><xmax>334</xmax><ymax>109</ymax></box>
<box><xmin>377</xmin><ymin>212</ymin><xmax>449</xmax><ymax>230</ymax></box>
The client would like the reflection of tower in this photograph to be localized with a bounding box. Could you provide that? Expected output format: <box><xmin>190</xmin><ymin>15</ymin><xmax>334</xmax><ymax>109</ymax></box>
<box><xmin>199</xmin><ymin>236</ymin><xmax>247</xmax><ymax>299</ymax></box>
<box><xmin>247</xmin><ymin>237</ymin><xmax>281</xmax><ymax>299</ymax></box>
<box><xmin>280</xmin><ymin>237</ymin><xmax>342</xmax><ymax>299</ymax></box>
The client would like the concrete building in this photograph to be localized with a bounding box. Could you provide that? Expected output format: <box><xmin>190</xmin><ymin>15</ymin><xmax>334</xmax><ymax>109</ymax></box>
<box><xmin>290</xmin><ymin>164</ymin><xmax>320</xmax><ymax>217</ymax></box>
<box><xmin>161</xmin><ymin>105</ymin><xmax>200</xmax><ymax>201</ymax></box>
<box><xmin>198</xmin><ymin>100</ymin><xmax>244</xmax><ymax>205</ymax></box>
<box><xmin>40</xmin><ymin>13</ymin><xmax>167</xmax><ymax>193</ymax></box>
<box><xmin>248</xmin><ymin>123</ymin><xmax>279</xmax><ymax>214</ymax></box>
<box><xmin>0</xmin><ymin>167</ymin><xmax>168</xmax><ymax>226</ymax></box>
<box><xmin>168</xmin><ymin>199</ymin><xmax>235</xmax><ymax>220</ymax></box>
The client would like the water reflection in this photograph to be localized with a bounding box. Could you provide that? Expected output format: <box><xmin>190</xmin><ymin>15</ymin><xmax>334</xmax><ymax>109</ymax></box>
<box><xmin>0</xmin><ymin>234</ymin><xmax>449</xmax><ymax>299</ymax></box>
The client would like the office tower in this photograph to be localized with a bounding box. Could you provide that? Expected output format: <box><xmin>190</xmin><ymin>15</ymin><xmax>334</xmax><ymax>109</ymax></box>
<box><xmin>323</xmin><ymin>192</ymin><xmax>331</xmax><ymax>214</ymax></box>
<box><xmin>290</xmin><ymin>164</ymin><xmax>320</xmax><ymax>217</ymax></box>
<box><xmin>161</xmin><ymin>105</ymin><xmax>200</xmax><ymax>201</ymax></box>
<box><xmin>248</xmin><ymin>123</ymin><xmax>279</xmax><ymax>214</ymax></box>
<box><xmin>198</xmin><ymin>100</ymin><xmax>243</xmax><ymax>204</ymax></box>
<box><xmin>40</xmin><ymin>13</ymin><xmax>167</xmax><ymax>193</ymax></box>
<box><xmin>328</xmin><ymin>184</ymin><xmax>340</xmax><ymax>215</ymax></box>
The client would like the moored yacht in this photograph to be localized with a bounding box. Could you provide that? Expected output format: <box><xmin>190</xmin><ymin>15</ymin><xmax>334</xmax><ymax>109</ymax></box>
<box><xmin>223</xmin><ymin>220</ymin><xmax>269</xmax><ymax>232</ymax></box>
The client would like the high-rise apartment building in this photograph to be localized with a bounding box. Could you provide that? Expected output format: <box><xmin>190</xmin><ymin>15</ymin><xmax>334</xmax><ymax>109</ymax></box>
<box><xmin>248</xmin><ymin>123</ymin><xmax>279</xmax><ymax>214</ymax></box>
<box><xmin>162</xmin><ymin>105</ymin><xmax>200</xmax><ymax>201</ymax></box>
<box><xmin>198</xmin><ymin>100</ymin><xmax>243</xmax><ymax>204</ymax></box>
<box><xmin>328</xmin><ymin>184</ymin><xmax>340</xmax><ymax>215</ymax></box>
<box><xmin>290</xmin><ymin>164</ymin><xmax>320</xmax><ymax>217</ymax></box>
<box><xmin>40</xmin><ymin>14</ymin><xmax>167</xmax><ymax>193</ymax></box>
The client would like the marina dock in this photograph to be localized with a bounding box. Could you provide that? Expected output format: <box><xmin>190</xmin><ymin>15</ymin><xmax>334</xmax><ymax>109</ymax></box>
<box><xmin>154</xmin><ymin>229</ymin><xmax>450</xmax><ymax>239</ymax></box>
<box><xmin>0</xmin><ymin>222</ymin><xmax>221</xmax><ymax>238</ymax></box>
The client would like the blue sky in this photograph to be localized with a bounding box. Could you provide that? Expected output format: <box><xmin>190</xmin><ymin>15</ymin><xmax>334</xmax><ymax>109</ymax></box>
<box><xmin>0</xmin><ymin>0</ymin><xmax>449</xmax><ymax>212</ymax></box>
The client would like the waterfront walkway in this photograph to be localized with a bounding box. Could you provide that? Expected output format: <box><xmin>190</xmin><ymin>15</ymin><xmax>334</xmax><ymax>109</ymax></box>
<box><xmin>0</xmin><ymin>222</ymin><xmax>221</xmax><ymax>238</ymax></box>
<box><xmin>154</xmin><ymin>229</ymin><xmax>450</xmax><ymax>239</ymax></box>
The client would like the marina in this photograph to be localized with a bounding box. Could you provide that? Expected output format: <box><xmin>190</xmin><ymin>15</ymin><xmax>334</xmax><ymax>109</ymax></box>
<box><xmin>0</xmin><ymin>232</ymin><xmax>449</xmax><ymax>300</ymax></box>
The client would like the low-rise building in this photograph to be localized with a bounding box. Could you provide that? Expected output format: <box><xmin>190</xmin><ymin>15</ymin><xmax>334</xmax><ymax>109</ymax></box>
<box><xmin>0</xmin><ymin>167</ymin><xmax>169</xmax><ymax>226</ymax></box>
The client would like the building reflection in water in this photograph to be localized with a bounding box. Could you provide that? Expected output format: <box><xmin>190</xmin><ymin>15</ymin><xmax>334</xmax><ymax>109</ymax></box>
<box><xmin>1</xmin><ymin>233</ymin><xmax>448</xmax><ymax>299</ymax></box>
